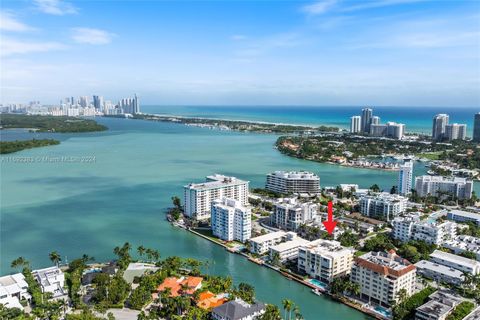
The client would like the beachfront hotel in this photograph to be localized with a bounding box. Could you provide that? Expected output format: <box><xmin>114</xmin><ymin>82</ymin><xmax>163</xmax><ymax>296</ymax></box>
<box><xmin>265</xmin><ymin>171</ymin><xmax>320</xmax><ymax>195</ymax></box>
<box><xmin>359</xmin><ymin>192</ymin><xmax>407</xmax><ymax>221</ymax></box>
<box><xmin>350</xmin><ymin>250</ymin><xmax>416</xmax><ymax>307</ymax></box>
<box><xmin>415</xmin><ymin>175</ymin><xmax>473</xmax><ymax>200</ymax></box>
<box><xmin>297</xmin><ymin>239</ymin><xmax>355</xmax><ymax>283</ymax></box>
<box><xmin>184</xmin><ymin>174</ymin><xmax>249</xmax><ymax>220</ymax></box>
<box><xmin>211</xmin><ymin>198</ymin><xmax>251</xmax><ymax>243</ymax></box>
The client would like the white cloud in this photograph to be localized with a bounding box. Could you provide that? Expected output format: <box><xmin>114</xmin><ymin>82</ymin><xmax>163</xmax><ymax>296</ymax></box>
<box><xmin>342</xmin><ymin>0</ymin><xmax>424</xmax><ymax>12</ymax></box>
<box><xmin>234</xmin><ymin>32</ymin><xmax>307</xmax><ymax>58</ymax></box>
<box><xmin>0</xmin><ymin>36</ymin><xmax>67</xmax><ymax>57</ymax></box>
<box><xmin>33</xmin><ymin>0</ymin><xmax>78</xmax><ymax>15</ymax></box>
<box><xmin>71</xmin><ymin>28</ymin><xmax>115</xmax><ymax>45</ymax></box>
<box><xmin>301</xmin><ymin>0</ymin><xmax>337</xmax><ymax>15</ymax></box>
<box><xmin>0</xmin><ymin>11</ymin><xmax>35</xmax><ymax>32</ymax></box>
<box><xmin>231</xmin><ymin>34</ymin><xmax>248</xmax><ymax>41</ymax></box>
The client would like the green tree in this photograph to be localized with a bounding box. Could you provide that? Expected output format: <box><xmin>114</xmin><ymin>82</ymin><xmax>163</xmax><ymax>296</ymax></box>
<box><xmin>259</xmin><ymin>304</ymin><xmax>282</xmax><ymax>320</ymax></box>
<box><xmin>49</xmin><ymin>251</ymin><xmax>62</xmax><ymax>267</ymax></box>
<box><xmin>282</xmin><ymin>299</ymin><xmax>294</xmax><ymax>320</ymax></box>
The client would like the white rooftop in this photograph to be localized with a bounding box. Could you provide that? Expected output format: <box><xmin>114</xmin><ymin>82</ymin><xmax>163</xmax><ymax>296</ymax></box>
<box><xmin>270</xmin><ymin>238</ymin><xmax>310</xmax><ymax>252</ymax></box>
<box><xmin>185</xmin><ymin>174</ymin><xmax>248</xmax><ymax>191</ymax></box>
<box><xmin>430</xmin><ymin>250</ymin><xmax>480</xmax><ymax>268</ymax></box>
<box><xmin>250</xmin><ymin>231</ymin><xmax>287</xmax><ymax>243</ymax></box>
<box><xmin>415</xmin><ymin>260</ymin><xmax>465</xmax><ymax>279</ymax></box>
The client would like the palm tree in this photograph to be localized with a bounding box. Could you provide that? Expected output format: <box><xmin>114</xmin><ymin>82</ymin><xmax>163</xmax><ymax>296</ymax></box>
<box><xmin>137</xmin><ymin>245</ymin><xmax>146</xmax><ymax>258</ymax></box>
<box><xmin>260</xmin><ymin>304</ymin><xmax>282</xmax><ymax>320</ymax></box>
<box><xmin>294</xmin><ymin>305</ymin><xmax>303</xmax><ymax>320</ymax></box>
<box><xmin>282</xmin><ymin>299</ymin><xmax>294</xmax><ymax>320</ymax></box>
<box><xmin>11</xmin><ymin>257</ymin><xmax>29</xmax><ymax>271</ymax></box>
<box><xmin>49</xmin><ymin>251</ymin><xmax>62</xmax><ymax>267</ymax></box>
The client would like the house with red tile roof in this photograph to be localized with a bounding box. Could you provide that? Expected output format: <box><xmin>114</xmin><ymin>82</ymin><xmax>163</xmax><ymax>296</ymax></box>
<box><xmin>154</xmin><ymin>276</ymin><xmax>203</xmax><ymax>298</ymax></box>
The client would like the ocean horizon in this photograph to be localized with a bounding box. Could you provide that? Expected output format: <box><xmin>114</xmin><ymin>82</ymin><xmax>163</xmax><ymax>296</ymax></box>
<box><xmin>142</xmin><ymin>105</ymin><xmax>480</xmax><ymax>136</ymax></box>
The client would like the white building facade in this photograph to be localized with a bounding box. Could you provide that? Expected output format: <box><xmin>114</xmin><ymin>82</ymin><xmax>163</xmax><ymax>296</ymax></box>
<box><xmin>184</xmin><ymin>174</ymin><xmax>249</xmax><ymax>220</ymax></box>
<box><xmin>211</xmin><ymin>198</ymin><xmax>251</xmax><ymax>243</ymax></box>
<box><xmin>415</xmin><ymin>176</ymin><xmax>473</xmax><ymax>200</ymax></box>
<box><xmin>350</xmin><ymin>251</ymin><xmax>416</xmax><ymax>307</ymax></box>
<box><xmin>392</xmin><ymin>216</ymin><xmax>457</xmax><ymax>245</ymax></box>
<box><xmin>270</xmin><ymin>198</ymin><xmax>318</xmax><ymax>231</ymax></box>
<box><xmin>359</xmin><ymin>193</ymin><xmax>407</xmax><ymax>221</ymax></box>
<box><xmin>298</xmin><ymin>239</ymin><xmax>354</xmax><ymax>283</ymax></box>
<box><xmin>265</xmin><ymin>171</ymin><xmax>320</xmax><ymax>195</ymax></box>
<box><xmin>397</xmin><ymin>160</ymin><xmax>413</xmax><ymax>195</ymax></box>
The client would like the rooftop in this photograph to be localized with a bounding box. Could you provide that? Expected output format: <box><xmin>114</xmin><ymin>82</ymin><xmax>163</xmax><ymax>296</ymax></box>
<box><xmin>448</xmin><ymin>210</ymin><xmax>480</xmax><ymax>220</ymax></box>
<box><xmin>212</xmin><ymin>298</ymin><xmax>266</xmax><ymax>320</ymax></box>
<box><xmin>414</xmin><ymin>260</ymin><xmax>464</xmax><ymax>279</ymax></box>
<box><xmin>268</xmin><ymin>171</ymin><xmax>319</xmax><ymax>180</ymax></box>
<box><xmin>430</xmin><ymin>250</ymin><xmax>480</xmax><ymax>267</ymax></box>
<box><xmin>270</xmin><ymin>237</ymin><xmax>310</xmax><ymax>252</ymax></box>
<box><xmin>301</xmin><ymin>239</ymin><xmax>354</xmax><ymax>257</ymax></box>
<box><xmin>250</xmin><ymin>231</ymin><xmax>287</xmax><ymax>244</ymax></box>
<box><xmin>185</xmin><ymin>174</ymin><xmax>248</xmax><ymax>191</ymax></box>
<box><xmin>355</xmin><ymin>250</ymin><xmax>415</xmax><ymax>277</ymax></box>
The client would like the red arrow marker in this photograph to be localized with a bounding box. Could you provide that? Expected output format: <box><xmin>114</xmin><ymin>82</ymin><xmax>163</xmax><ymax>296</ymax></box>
<box><xmin>323</xmin><ymin>201</ymin><xmax>337</xmax><ymax>235</ymax></box>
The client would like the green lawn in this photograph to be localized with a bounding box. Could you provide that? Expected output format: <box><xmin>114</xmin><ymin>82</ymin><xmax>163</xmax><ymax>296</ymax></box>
<box><xmin>416</xmin><ymin>152</ymin><xmax>442</xmax><ymax>160</ymax></box>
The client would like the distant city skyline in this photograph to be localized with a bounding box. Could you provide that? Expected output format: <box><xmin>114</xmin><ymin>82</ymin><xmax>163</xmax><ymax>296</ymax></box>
<box><xmin>1</xmin><ymin>0</ymin><xmax>479</xmax><ymax>106</ymax></box>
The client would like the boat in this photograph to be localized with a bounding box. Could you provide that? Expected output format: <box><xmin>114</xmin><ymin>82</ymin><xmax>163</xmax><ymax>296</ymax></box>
<box><xmin>311</xmin><ymin>288</ymin><xmax>322</xmax><ymax>296</ymax></box>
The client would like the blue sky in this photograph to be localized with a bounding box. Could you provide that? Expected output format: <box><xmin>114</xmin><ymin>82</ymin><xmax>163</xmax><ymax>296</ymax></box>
<box><xmin>1</xmin><ymin>0</ymin><xmax>479</xmax><ymax>107</ymax></box>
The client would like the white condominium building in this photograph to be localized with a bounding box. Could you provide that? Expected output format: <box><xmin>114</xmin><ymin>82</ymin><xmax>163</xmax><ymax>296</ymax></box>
<box><xmin>414</xmin><ymin>260</ymin><xmax>464</xmax><ymax>286</ymax></box>
<box><xmin>447</xmin><ymin>210</ymin><xmax>480</xmax><ymax>225</ymax></box>
<box><xmin>392</xmin><ymin>216</ymin><xmax>457</xmax><ymax>245</ymax></box>
<box><xmin>211</xmin><ymin>198</ymin><xmax>251</xmax><ymax>243</ymax></box>
<box><xmin>0</xmin><ymin>273</ymin><xmax>31</xmax><ymax>310</ymax></box>
<box><xmin>350</xmin><ymin>250</ymin><xmax>416</xmax><ymax>307</ymax></box>
<box><xmin>397</xmin><ymin>159</ymin><xmax>413</xmax><ymax>195</ymax></box>
<box><xmin>359</xmin><ymin>192</ymin><xmax>407</xmax><ymax>221</ymax></box>
<box><xmin>350</xmin><ymin>116</ymin><xmax>361</xmax><ymax>133</ymax></box>
<box><xmin>249</xmin><ymin>231</ymin><xmax>287</xmax><ymax>255</ymax></box>
<box><xmin>184</xmin><ymin>174</ymin><xmax>249</xmax><ymax>220</ymax></box>
<box><xmin>444</xmin><ymin>235</ymin><xmax>480</xmax><ymax>261</ymax></box>
<box><xmin>429</xmin><ymin>250</ymin><xmax>480</xmax><ymax>275</ymax></box>
<box><xmin>415</xmin><ymin>175</ymin><xmax>473</xmax><ymax>200</ymax></box>
<box><xmin>298</xmin><ymin>239</ymin><xmax>355</xmax><ymax>283</ymax></box>
<box><xmin>270</xmin><ymin>198</ymin><xmax>318</xmax><ymax>231</ymax></box>
<box><xmin>265</xmin><ymin>171</ymin><xmax>320</xmax><ymax>195</ymax></box>
<box><xmin>32</xmin><ymin>266</ymin><xmax>66</xmax><ymax>297</ymax></box>
<box><xmin>445</xmin><ymin>123</ymin><xmax>467</xmax><ymax>141</ymax></box>
<box><xmin>269</xmin><ymin>233</ymin><xmax>311</xmax><ymax>262</ymax></box>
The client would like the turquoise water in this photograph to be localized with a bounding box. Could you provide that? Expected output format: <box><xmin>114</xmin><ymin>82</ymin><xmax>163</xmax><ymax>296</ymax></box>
<box><xmin>0</xmin><ymin>116</ymin><xmax>477</xmax><ymax>319</ymax></box>
<box><xmin>142</xmin><ymin>105</ymin><xmax>480</xmax><ymax>136</ymax></box>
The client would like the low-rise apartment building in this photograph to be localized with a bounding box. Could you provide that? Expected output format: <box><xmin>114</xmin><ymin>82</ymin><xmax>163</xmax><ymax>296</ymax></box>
<box><xmin>414</xmin><ymin>260</ymin><xmax>464</xmax><ymax>286</ymax></box>
<box><xmin>269</xmin><ymin>234</ymin><xmax>311</xmax><ymax>262</ymax></box>
<box><xmin>298</xmin><ymin>239</ymin><xmax>354</xmax><ymax>283</ymax></box>
<box><xmin>429</xmin><ymin>250</ymin><xmax>480</xmax><ymax>275</ymax></box>
<box><xmin>447</xmin><ymin>210</ymin><xmax>480</xmax><ymax>226</ymax></box>
<box><xmin>415</xmin><ymin>290</ymin><xmax>465</xmax><ymax>320</ymax></box>
<box><xmin>350</xmin><ymin>250</ymin><xmax>416</xmax><ymax>307</ymax></box>
<box><xmin>443</xmin><ymin>235</ymin><xmax>480</xmax><ymax>261</ymax></box>
<box><xmin>249</xmin><ymin>231</ymin><xmax>287</xmax><ymax>255</ymax></box>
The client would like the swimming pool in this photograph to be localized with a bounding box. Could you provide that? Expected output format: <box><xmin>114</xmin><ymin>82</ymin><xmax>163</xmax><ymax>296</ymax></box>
<box><xmin>308</xmin><ymin>279</ymin><xmax>328</xmax><ymax>291</ymax></box>
<box><xmin>374</xmin><ymin>305</ymin><xmax>392</xmax><ymax>319</ymax></box>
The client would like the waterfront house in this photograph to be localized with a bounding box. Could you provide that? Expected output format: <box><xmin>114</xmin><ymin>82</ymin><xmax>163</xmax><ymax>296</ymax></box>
<box><xmin>32</xmin><ymin>266</ymin><xmax>66</xmax><ymax>298</ymax></box>
<box><xmin>211</xmin><ymin>298</ymin><xmax>266</xmax><ymax>320</ymax></box>
<box><xmin>249</xmin><ymin>231</ymin><xmax>287</xmax><ymax>255</ymax></box>
<box><xmin>196</xmin><ymin>291</ymin><xmax>228</xmax><ymax>310</ymax></box>
<box><xmin>155</xmin><ymin>276</ymin><xmax>203</xmax><ymax>298</ymax></box>
<box><xmin>0</xmin><ymin>273</ymin><xmax>31</xmax><ymax>310</ymax></box>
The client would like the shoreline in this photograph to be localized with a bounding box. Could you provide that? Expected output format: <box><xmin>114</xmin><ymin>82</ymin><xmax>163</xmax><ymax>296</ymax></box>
<box><xmin>182</xmin><ymin>224</ymin><xmax>383</xmax><ymax>320</ymax></box>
